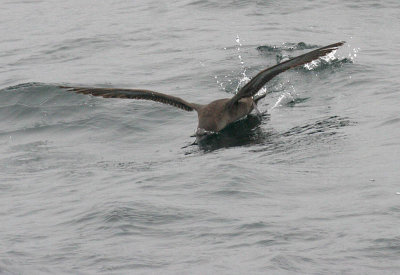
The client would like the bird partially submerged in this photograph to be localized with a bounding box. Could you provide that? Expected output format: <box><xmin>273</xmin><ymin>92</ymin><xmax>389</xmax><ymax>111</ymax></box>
<box><xmin>60</xmin><ymin>41</ymin><xmax>344</xmax><ymax>136</ymax></box>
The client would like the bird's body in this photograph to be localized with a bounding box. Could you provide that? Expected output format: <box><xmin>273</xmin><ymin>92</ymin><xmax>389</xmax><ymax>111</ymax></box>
<box><xmin>194</xmin><ymin>97</ymin><xmax>254</xmax><ymax>134</ymax></box>
<box><xmin>60</xmin><ymin>41</ymin><xmax>344</xmax><ymax>136</ymax></box>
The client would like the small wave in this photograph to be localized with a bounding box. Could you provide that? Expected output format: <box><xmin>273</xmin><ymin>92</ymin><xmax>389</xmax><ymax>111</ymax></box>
<box><xmin>249</xmin><ymin>115</ymin><xmax>354</xmax><ymax>156</ymax></box>
<box><xmin>257</xmin><ymin>42</ymin><xmax>319</xmax><ymax>53</ymax></box>
<box><xmin>10</xmin><ymin>36</ymin><xmax>125</xmax><ymax>66</ymax></box>
<box><xmin>257</xmin><ymin>42</ymin><xmax>352</xmax><ymax>72</ymax></box>
<box><xmin>281</xmin><ymin>116</ymin><xmax>353</xmax><ymax>137</ymax></box>
<box><xmin>0</xmin><ymin>262</ymin><xmax>27</xmax><ymax>275</ymax></box>
<box><xmin>211</xmin><ymin>189</ymin><xmax>263</xmax><ymax>199</ymax></box>
<box><xmin>0</xmin><ymin>83</ymin><xmax>104</xmax><ymax>138</ymax></box>
<box><xmin>185</xmin><ymin>0</ymin><xmax>249</xmax><ymax>9</ymax></box>
<box><xmin>1</xmin><ymin>82</ymin><xmax>44</xmax><ymax>91</ymax></box>
<box><xmin>100</xmin><ymin>203</ymin><xmax>196</xmax><ymax>234</ymax></box>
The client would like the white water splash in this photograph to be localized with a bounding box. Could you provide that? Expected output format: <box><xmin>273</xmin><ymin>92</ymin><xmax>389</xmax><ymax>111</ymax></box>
<box><xmin>269</xmin><ymin>92</ymin><xmax>295</xmax><ymax>111</ymax></box>
<box><xmin>234</xmin><ymin>35</ymin><xmax>252</xmax><ymax>92</ymax></box>
<box><xmin>348</xmin><ymin>46</ymin><xmax>360</xmax><ymax>62</ymax></box>
<box><xmin>215</xmin><ymin>35</ymin><xmax>252</xmax><ymax>92</ymax></box>
<box><xmin>236</xmin><ymin>34</ymin><xmax>245</xmax><ymax>67</ymax></box>
<box><xmin>268</xmin><ymin>82</ymin><xmax>297</xmax><ymax>111</ymax></box>
<box><xmin>303</xmin><ymin>50</ymin><xmax>338</xmax><ymax>70</ymax></box>
<box><xmin>235</xmin><ymin>34</ymin><xmax>242</xmax><ymax>47</ymax></box>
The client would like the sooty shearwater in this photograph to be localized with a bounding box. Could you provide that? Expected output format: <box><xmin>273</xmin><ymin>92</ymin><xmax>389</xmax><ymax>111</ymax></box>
<box><xmin>60</xmin><ymin>41</ymin><xmax>344</xmax><ymax>136</ymax></box>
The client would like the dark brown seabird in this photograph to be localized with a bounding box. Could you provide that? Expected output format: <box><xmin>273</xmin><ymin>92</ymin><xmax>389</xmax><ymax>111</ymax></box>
<box><xmin>60</xmin><ymin>41</ymin><xmax>344</xmax><ymax>136</ymax></box>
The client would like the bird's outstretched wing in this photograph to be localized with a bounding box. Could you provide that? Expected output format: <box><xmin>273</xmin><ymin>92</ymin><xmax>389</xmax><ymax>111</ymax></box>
<box><xmin>59</xmin><ymin>86</ymin><xmax>197</xmax><ymax>111</ymax></box>
<box><xmin>227</xmin><ymin>41</ymin><xmax>345</xmax><ymax>108</ymax></box>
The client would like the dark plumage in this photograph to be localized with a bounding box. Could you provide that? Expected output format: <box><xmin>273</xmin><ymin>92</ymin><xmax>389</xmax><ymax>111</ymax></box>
<box><xmin>60</xmin><ymin>41</ymin><xmax>344</xmax><ymax>135</ymax></box>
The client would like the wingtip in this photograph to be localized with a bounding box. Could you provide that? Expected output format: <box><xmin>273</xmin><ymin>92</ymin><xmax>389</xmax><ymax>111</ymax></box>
<box><xmin>59</xmin><ymin>85</ymin><xmax>80</xmax><ymax>92</ymax></box>
<box><xmin>59</xmin><ymin>85</ymin><xmax>72</xmax><ymax>90</ymax></box>
<box><xmin>338</xmin><ymin>41</ymin><xmax>346</xmax><ymax>47</ymax></box>
<box><xmin>321</xmin><ymin>41</ymin><xmax>345</xmax><ymax>52</ymax></box>
<box><xmin>333</xmin><ymin>41</ymin><xmax>346</xmax><ymax>48</ymax></box>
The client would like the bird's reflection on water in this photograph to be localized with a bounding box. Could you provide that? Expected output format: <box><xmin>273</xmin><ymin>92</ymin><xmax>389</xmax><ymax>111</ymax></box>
<box><xmin>194</xmin><ymin>113</ymin><xmax>272</xmax><ymax>152</ymax></box>
<box><xmin>185</xmin><ymin>114</ymin><xmax>351</xmax><ymax>153</ymax></box>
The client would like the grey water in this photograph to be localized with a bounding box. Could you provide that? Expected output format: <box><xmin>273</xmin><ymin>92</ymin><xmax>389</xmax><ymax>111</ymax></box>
<box><xmin>1</xmin><ymin>0</ymin><xmax>400</xmax><ymax>274</ymax></box>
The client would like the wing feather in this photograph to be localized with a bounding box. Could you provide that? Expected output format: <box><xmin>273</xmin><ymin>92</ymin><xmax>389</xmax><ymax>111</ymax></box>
<box><xmin>227</xmin><ymin>41</ymin><xmax>345</xmax><ymax>107</ymax></box>
<box><xmin>59</xmin><ymin>86</ymin><xmax>197</xmax><ymax>111</ymax></box>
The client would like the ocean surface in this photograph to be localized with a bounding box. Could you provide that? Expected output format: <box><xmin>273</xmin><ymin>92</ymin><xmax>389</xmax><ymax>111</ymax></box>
<box><xmin>1</xmin><ymin>0</ymin><xmax>400</xmax><ymax>274</ymax></box>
